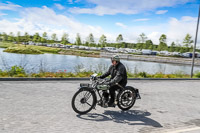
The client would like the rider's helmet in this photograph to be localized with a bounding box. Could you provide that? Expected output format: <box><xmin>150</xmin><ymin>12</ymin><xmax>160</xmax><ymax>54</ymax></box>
<box><xmin>111</xmin><ymin>55</ymin><xmax>120</xmax><ymax>62</ymax></box>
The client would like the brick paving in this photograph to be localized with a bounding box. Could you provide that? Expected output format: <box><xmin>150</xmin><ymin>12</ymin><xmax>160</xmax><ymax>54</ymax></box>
<box><xmin>0</xmin><ymin>80</ymin><xmax>200</xmax><ymax>133</ymax></box>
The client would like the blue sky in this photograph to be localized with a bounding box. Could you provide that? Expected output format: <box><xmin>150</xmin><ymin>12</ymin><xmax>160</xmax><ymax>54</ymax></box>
<box><xmin>0</xmin><ymin>0</ymin><xmax>199</xmax><ymax>45</ymax></box>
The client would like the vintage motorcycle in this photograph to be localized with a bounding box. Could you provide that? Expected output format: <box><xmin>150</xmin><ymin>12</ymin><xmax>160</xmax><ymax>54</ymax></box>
<box><xmin>71</xmin><ymin>74</ymin><xmax>141</xmax><ymax>115</ymax></box>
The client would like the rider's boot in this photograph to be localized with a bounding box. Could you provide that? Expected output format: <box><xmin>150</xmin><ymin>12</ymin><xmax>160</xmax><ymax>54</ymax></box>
<box><xmin>108</xmin><ymin>99</ymin><xmax>115</xmax><ymax>107</ymax></box>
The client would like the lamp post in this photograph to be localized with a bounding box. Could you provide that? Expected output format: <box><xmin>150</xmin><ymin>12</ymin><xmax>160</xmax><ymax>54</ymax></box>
<box><xmin>191</xmin><ymin>4</ymin><xmax>200</xmax><ymax>78</ymax></box>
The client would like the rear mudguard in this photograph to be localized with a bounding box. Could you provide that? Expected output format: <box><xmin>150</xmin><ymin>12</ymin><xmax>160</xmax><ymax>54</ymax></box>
<box><xmin>125</xmin><ymin>86</ymin><xmax>141</xmax><ymax>99</ymax></box>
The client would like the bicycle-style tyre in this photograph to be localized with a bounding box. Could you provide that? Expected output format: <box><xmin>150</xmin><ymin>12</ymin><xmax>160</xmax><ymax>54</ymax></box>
<box><xmin>117</xmin><ymin>87</ymin><xmax>136</xmax><ymax>111</ymax></box>
<box><xmin>71</xmin><ymin>88</ymin><xmax>97</xmax><ymax>115</ymax></box>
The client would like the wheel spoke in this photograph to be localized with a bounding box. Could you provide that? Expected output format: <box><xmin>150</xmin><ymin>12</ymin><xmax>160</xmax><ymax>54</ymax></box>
<box><xmin>72</xmin><ymin>89</ymin><xmax>95</xmax><ymax>114</ymax></box>
<box><xmin>86</xmin><ymin>102</ymin><xmax>92</xmax><ymax>107</ymax></box>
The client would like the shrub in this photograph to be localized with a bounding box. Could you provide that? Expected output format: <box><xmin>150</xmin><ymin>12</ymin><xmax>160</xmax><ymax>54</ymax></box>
<box><xmin>137</xmin><ymin>72</ymin><xmax>148</xmax><ymax>78</ymax></box>
<box><xmin>194</xmin><ymin>71</ymin><xmax>200</xmax><ymax>78</ymax></box>
<box><xmin>8</xmin><ymin>66</ymin><xmax>26</xmax><ymax>77</ymax></box>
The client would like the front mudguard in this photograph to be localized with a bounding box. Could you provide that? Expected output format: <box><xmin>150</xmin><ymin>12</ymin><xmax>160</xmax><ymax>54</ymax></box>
<box><xmin>78</xmin><ymin>86</ymin><xmax>97</xmax><ymax>102</ymax></box>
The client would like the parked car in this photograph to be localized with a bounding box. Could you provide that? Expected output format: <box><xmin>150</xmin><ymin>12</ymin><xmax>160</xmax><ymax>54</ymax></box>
<box><xmin>104</xmin><ymin>47</ymin><xmax>116</xmax><ymax>52</ymax></box>
<box><xmin>70</xmin><ymin>45</ymin><xmax>79</xmax><ymax>49</ymax></box>
<box><xmin>142</xmin><ymin>49</ymin><xmax>152</xmax><ymax>55</ymax></box>
<box><xmin>78</xmin><ymin>46</ymin><xmax>85</xmax><ymax>50</ymax></box>
<box><xmin>59</xmin><ymin>44</ymin><xmax>66</xmax><ymax>48</ymax></box>
<box><xmin>42</xmin><ymin>43</ymin><xmax>47</xmax><ymax>46</ymax></box>
<box><xmin>126</xmin><ymin>49</ymin><xmax>137</xmax><ymax>53</ymax></box>
<box><xmin>109</xmin><ymin>49</ymin><xmax>118</xmax><ymax>53</ymax></box>
<box><xmin>196</xmin><ymin>52</ymin><xmax>200</xmax><ymax>58</ymax></box>
<box><xmin>151</xmin><ymin>51</ymin><xmax>158</xmax><ymax>55</ymax></box>
<box><xmin>182</xmin><ymin>52</ymin><xmax>192</xmax><ymax>58</ymax></box>
<box><xmin>28</xmin><ymin>41</ymin><xmax>35</xmax><ymax>45</ymax></box>
<box><xmin>172</xmin><ymin>52</ymin><xmax>181</xmax><ymax>56</ymax></box>
<box><xmin>65</xmin><ymin>45</ymin><xmax>72</xmax><ymax>49</ymax></box>
<box><xmin>117</xmin><ymin>48</ymin><xmax>125</xmax><ymax>53</ymax></box>
<box><xmin>84</xmin><ymin>46</ymin><xmax>90</xmax><ymax>50</ymax></box>
<box><xmin>47</xmin><ymin>44</ymin><xmax>52</xmax><ymax>47</ymax></box>
<box><xmin>90</xmin><ymin>47</ymin><xmax>99</xmax><ymax>50</ymax></box>
<box><xmin>160</xmin><ymin>51</ymin><xmax>169</xmax><ymax>55</ymax></box>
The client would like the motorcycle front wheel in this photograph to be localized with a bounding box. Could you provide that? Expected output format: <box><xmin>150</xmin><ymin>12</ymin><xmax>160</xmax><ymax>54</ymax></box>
<box><xmin>71</xmin><ymin>88</ymin><xmax>97</xmax><ymax>115</ymax></box>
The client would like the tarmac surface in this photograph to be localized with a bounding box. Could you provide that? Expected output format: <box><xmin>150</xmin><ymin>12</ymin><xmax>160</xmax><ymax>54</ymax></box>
<box><xmin>0</xmin><ymin>80</ymin><xmax>200</xmax><ymax>133</ymax></box>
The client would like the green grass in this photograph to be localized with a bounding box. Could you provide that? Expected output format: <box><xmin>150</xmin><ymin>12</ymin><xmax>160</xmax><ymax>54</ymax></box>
<box><xmin>61</xmin><ymin>49</ymin><xmax>100</xmax><ymax>57</ymax></box>
<box><xmin>0</xmin><ymin>66</ymin><xmax>199</xmax><ymax>78</ymax></box>
<box><xmin>0</xmin><ymin>42</ymin><xmax>62</xmax><ymax>54</ymax></box>
<box><xmin>4</xmin><ymin>46</ymin><xmax>44</xmax><ymax>54</ymax></box>
<box><xmin>30</xmin><ymin>45</ymin><xmax>62</xmax><ymax>54</ymax></box>
<box><xmin>0</xmin><ymin>42</ymin><xmax>98</xmax><ymax>55</ymax></box>
<box><xmin>0</xmin><ymin>42</ymin><xmax>15</xmax><ymax>48</ymax></box>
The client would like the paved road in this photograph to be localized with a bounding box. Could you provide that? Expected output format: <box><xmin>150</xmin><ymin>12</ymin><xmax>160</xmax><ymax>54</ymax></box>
<box><xmin>0</xmin><ymin>80</ymin><xmax>200</xmax><ymax>133</ymax></box>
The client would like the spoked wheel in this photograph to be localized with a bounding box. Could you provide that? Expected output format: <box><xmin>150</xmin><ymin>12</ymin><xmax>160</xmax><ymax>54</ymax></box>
<box><xmin>71</xmin><ymin>88</ymin><xmax>97</xmax><ymax>115</ymax></box>
<box><xmin>117</xmin><ymin>88</ymin><xmax>136</xmax><ymax>111</ymax></box>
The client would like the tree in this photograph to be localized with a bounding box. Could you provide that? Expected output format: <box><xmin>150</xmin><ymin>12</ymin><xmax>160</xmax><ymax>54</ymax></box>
<box><xmin>61</xmin><ymin>33</ymin><xmax>69</xmax><ymax>45</ymax></box>
<box><xmin>33</xmin><ymin>33</ymin><xmax>41</xmax><ymax>42</ymax></box>
<box><xmin>138</xmin><ymin>33</ymin><xmax>147</xmax><ymax>43</ymax></box>
<box><xmin>99</xmin><ymin>34</ymin><xmax>107</xmax><ymax>47</ymax></box>
<box><xmin>183</xmin><ymin>33</ymin><xmax>193</xmax><ymax>52</ymax></box>
<box><xmin>24</xmin><ymin>32</ymin><xmax>30</xmax><ymax>42</ymax></box>
<box><xmin>2</xmin><ymin>32</ymin><xmax>8</xmax><ymax>42</ymax></box>
<box><xmin>116</xmin><ymin>34</ymin><xmax>123</xmax><ymax>43</ymax></box>
<box><xmin>170</xmin><ymin>42</ymin><xmax>176</xmax><ymax>52</ymax></box>
<box><xmin>145</xmin><ymin>40</ymin><xmax>153</xmax><ymax>50</ymax></box>
<box><xmin>41</xmin><ymin>32</ymin><xmax>48</xmax><ymax>43</ymax></box>
<box><xmin>8</xmin><ymin>32</ymin><xmax>14</xmax><ymax>42</ymax></box>
<box><xmin>175</xmin><ymin>44</ymin><xmax>181</xmax><ymax>52</ymax></box>
<box><xmin>183</xmin><ymin>33</ymin><xmax>193</xmax><ymax>47</ymax></box>
<box><xmin>75</xmin><ymin>33</ymin><xmax>82</xmax><ymax>46</ymax></box>
<box><xmin>51</xmin><ymin>33</ymin><xmax>57</xmax><ymax>42</ymax></box>
<box><xmin>136</xmin><ymin>43</ymin><xmax>143</xmax><ymax>50</ymax></box>
<box><xmin>16</xmin><ymin>31</ymin><xmax>21</xmax><ymax>42</ymax></box>
<box><xmin>158</xmin><ymin>34</ymin><xmax>168</xmax><ymax>51</ymax></box>
<box><xmin>87</xmin><ymin>33</ymin><xmax>95</xmax><ymax>46</ymax></box>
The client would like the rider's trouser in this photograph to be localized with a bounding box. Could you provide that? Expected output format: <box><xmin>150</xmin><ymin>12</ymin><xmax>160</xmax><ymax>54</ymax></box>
<box><xmin>109</xmin><ymin>83</ymin><xmax>127</xmax><ymax>104</ymax></box>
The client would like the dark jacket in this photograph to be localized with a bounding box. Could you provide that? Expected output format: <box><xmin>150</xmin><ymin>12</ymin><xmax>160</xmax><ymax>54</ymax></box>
<box><xmin>99</xmin><ymin>62</ymin><xmax>127</xmax><ymax>86</ymax></box>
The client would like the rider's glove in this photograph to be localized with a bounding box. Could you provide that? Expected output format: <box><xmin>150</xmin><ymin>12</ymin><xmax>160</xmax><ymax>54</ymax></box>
<box><xmin>97</xmin><ymin>76</ymin><xmax>102</xmax><ymax>79</ymax></box>
<box><xmin>93</xmin><ymin>76</ymin><xmax>98</xmax><ymax>80</ymax></box>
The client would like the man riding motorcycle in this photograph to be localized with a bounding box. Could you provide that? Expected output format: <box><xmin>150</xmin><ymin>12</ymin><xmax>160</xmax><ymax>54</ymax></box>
<box><xmin>98</xmin><ymin>55</ymin><xmax>127</xmax><ymax>107</ymax></box>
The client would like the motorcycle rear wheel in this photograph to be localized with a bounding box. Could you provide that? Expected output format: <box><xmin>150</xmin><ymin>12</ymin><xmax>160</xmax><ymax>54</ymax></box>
<box><xmin>117</xmin><ymin>88</ymin><xmax>136</xmax><ymax>111</ymax></box>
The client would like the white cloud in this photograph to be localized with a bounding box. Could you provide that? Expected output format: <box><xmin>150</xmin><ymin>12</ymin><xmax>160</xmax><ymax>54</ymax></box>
<box><xmin>0</xmin><ymin>6</ymin><xmax>113</xmax><ymax>43</ymax></box>
<box><xmin>0</xmin><ymin>1</ymin><xmax>21</xmax><ymax>10</ymax></box>
<box><xmin>69</xmin><ymin>0</ymin><xmax>191</xmax><ymax>15</ymax></box>
<box><xmin>69</xmin><ymin>6</ymin><xmax>134</xmax><ymax>16</ymax></box>
<box><xmin>156</xmin><ymin>10</ymin><xmax>168</xmax><ymax>14</ymax></box>
<box><xmin>0</xmin><ymin>3</ymin><xmax>198</xmax><ymax>46</ymax></box>
<box><xmin>54</xmin><ymin>3</ymin><xmax>65</xmax><ymax>10</ymax></box>
<box><xmin>0</xmin><ymin>12</ymin><xmax>7</xmax><ymax>16</ymax></box>
<box><xmin>122</xmin><ymin>24</ymin><xmax>167</xmax><ymax>44</ymax></box>
<box><xmin>133</xmin><ymin>18</ymin><xmax>150</xmax><ymax>22</ymax></box>
<box><xmin>68</xmin><ymin>0</ymin><xmax>81</xmax><ymax>4</ymax></box>
<box><xmin>122</xmin><ymin>16</ymin><xmax>198</xmax><ymax>45</ymax></box>
<box><xmin>166</xmin><ymin>16</ymin><xmax>197</xmax><ymax>45</ymax></box>
<box><xmin>68</xmin><ymin>0</ymin><xmax>73</xmax><ymax>4</ymax></box>
<box><xmin>115</xmin><ymin>22</ymin><xmax>127</xmax><ymax>29</ymax></box>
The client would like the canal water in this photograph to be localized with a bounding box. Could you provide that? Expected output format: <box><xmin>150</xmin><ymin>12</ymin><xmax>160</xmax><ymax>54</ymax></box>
<box><xmin>0</xmin><ymin>48</ymin><xmax>199</xmax><ymax>74</ymax></box>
